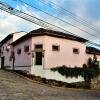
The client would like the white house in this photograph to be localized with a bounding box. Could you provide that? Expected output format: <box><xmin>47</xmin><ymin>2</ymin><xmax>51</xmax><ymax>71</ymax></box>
<box><xmin>0</xmin><ymin>28</ymin><xmax>100</xmax><ymax>83</ymax></box>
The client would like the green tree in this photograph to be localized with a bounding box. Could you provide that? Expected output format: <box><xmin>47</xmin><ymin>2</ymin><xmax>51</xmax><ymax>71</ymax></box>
<box><xmin>87</xmin><ymin>57</ymin><xmax>92</xmax><ymax>68</ymax></box>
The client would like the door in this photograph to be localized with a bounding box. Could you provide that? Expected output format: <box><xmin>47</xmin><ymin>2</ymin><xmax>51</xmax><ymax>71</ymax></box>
<box><xmin>1</xmin><ymin>56</ymin><xmax>5</xmax><ymax>69</ymax></box>
<box><xmin>31</xmin><ymin>51</ymin><xmax>45</xmax><ymax>77</ymax></box>
<box><xmin>35</xmin><ymin>52</ymin><xmax>42</xmax><ymax>65</ymax></box>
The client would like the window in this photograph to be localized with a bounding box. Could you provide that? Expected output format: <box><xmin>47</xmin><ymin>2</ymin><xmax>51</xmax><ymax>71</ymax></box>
<box><xmin>52</xmin><ymin>45</ymin><xmax>60</xmax><ymax>51</ymax></box>
<box><xmin>6</xmin><ymin>46</ymin><xmax>9</xmax><ymax>52</ymax></box>
<box><xmin>24</xmin><ymin>45</ymin><xmax>29</xmax><ymax>52</ymax></box>
<box><xmin>34</xmin><ymin>44</ymin><xmax>43</xmax><ymax>50</ymax></box>
<box><xmin>73</xmin><ymin>48</ymin><xmax>79</xmax><ymax>54</ymax></box>
<box><xmin>17</xmin><ymin>48</ymin><xmax>21</xmax><ymax>54</ymax></box>
<box><xmin>6</xmin><ymin>48</ymin><xmax>9</xmax><ymax>52</ymax></box>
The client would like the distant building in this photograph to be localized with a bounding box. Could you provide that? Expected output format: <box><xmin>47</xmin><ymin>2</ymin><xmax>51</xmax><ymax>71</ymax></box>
<box><xmin>86</xmin><ymin>46</ymin><xmax>100</xmax><ymax>67</ymax></box>
<box><xmin>0</xmin><ymin>31</ymin><xmax>27</xmax><ymax>69</ymax></box>
<box><xmin>0</xmin><ymin>28</ymin><xmax>100</xmax><ymax>83</ymax></box>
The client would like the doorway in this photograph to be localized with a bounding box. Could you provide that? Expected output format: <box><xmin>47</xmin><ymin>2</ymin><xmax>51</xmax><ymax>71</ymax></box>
<box><xmin>35</xmin><ymin>52</ymin><xmax>42</xmax><ymax>65</ymax></box>
<box><xmin>1</xmin><ymin>56</ymin><xmax>5</xmax><ymax>69</ymax></box>
<box><xmin>31</xmin><ymin>51</ymin><xmax>44</xmax><ymax>77</ymax></box>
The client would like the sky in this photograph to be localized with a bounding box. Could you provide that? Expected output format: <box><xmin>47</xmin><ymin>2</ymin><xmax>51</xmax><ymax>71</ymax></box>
<box><xmin>0</xmin><ymin>0</ymin><xmax>100</xmax><ymax>47</ymax></box>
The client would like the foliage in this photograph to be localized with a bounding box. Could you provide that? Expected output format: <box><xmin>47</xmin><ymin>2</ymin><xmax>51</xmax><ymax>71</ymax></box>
<box><xmin>65</xmin><ymin>82</ymin><xmax>90</xmax><ymax>89</ymax></box>
<box><xmin>87</xmin><ymin>57</ymin><xmax>92</xmax><ymax>68</ymax></box>
<box><xmin>51</xmin><ymin>65</ymin><xmax>100</xmax><ymax>82</ymax></box>
<box><xmin>87</xmin><ymin>54</ymin><xmax>99</xmax><ymax>68</ymax></box>
<box><xmin>51</xmin><ymin>54</ymin><xmax>100</xmax><ymax>83</ymax></box>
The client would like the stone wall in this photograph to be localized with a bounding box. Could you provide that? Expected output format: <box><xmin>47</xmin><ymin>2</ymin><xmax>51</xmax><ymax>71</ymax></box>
<box><xmin>91</xmin><ymin>75</ymin><xmax>100</xmax><ymax>90</ymax></box>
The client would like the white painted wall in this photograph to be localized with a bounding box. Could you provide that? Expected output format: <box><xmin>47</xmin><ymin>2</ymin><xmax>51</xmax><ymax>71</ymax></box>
<box><xmin>31</xmin><ymin>54</ymin><xmax>84</xmax><ymax>83</ymax></box>
<box><xmin>14</xmin><ymin>66</ymin><xmax>31</xmax><ymax>73</ymax></box>
<box><xmin>45</xmin><ymin>70</ymin><xmax>84</xmax><ymax>83</ymax></box>
<box><xmin>13</xmin><ymin>32</ymin><xmax>27</xmax><ymax>42</ymax></box>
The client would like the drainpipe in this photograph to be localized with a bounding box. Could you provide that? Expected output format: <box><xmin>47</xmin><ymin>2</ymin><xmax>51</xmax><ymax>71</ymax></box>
<box><xmin>12</xmin><ymin>51</ymin><xmax>15</xmax><ymax>70</ymax></box>
<box><xmin>11</xmin><ymin>46</ymin><xmax>15</xmax><ymax>70</ymax></box>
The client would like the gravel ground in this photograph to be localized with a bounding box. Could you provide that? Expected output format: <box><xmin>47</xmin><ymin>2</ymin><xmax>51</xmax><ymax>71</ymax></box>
<box><xmin>0</xmin><ymin>69</ymin><xmax>100</xmax><ymax>100</ymax></box>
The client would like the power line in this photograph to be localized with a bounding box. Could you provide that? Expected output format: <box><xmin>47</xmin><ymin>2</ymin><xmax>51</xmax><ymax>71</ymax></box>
<box><xmin>0</xmin><ymin>1</ymin><xmax>82</xmax><ymax>35</ymax></box>
<box><xmin>38</xmin><ymin>0</ymin><xmax>100</xmax><ymax>34</ymax></box>
<box><xmin>15</xmin><ymin>0</ymin><xmax>100</xmax><ymax>40</ymax></box>
<box><xmin>0</xmin><ymin>1</ymin><xmax>100</xmax><ymax>48</ymax></box>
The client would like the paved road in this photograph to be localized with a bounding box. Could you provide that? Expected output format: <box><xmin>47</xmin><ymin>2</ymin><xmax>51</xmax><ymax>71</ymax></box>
<box><xmin>0</xmin><ymin>70</ymin><xmax>100</xmax><ymax>100</ymax></box>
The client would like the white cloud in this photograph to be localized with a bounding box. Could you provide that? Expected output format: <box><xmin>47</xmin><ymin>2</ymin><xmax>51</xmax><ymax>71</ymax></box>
<box><xmin>0</xmin><ymin>9</ymin><xmax>40</xmax><ymax>40</ymax></box>
<box><xmin>0</xmin><ymin>0</ymin><xmax>100</xmax><ymax>48</ymax></box>
<box><xmin>70</xmin><ymin>0</ymin><xmax>88</xmax><ymax>17</ymax></box>
<box><xmin>0</xmin><ymin>11</ymin><xmax>18</xmax><ymax>34</ymax></box>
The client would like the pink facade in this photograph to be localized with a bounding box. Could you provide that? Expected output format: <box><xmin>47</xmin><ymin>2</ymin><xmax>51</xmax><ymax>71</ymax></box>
<box><xmin>12</xmin><ymin>35</ymin><xmax>86</xmax><ymax>68</ymax></box>
<box><xmin>1</xmin><ymin>35</ymin><xmax>100</xmax><ymax>70</ymax></box>
<box><xmin>0</xmin><ymin>32</ymin><xmax>27</xmax><ymax>69</ymax></box>
<box><xmin>0</xmin><ymin>29</ymin><xmax>100</xmax><ymax>73</ymax></box>
<box><xmin>44</xmin><ymin>36</ymin><xmax>86</xmax><ymax>68</ymax></box>
<box><xmin>1</xmin><ymin>38</ymin><xmax>13</xmax><ymax>67</ymax></box>
<box><xmin>14</xmin><ymin>38</ymin><xmax>32</xmax><ymax>67</ymax></box>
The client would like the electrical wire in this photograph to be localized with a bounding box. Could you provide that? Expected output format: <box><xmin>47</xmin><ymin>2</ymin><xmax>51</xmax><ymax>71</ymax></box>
<box><xmin>38</xmin><ymin>0</ymin><xmax>100</xmax><ymax>34</ymax></box>
<box><xmin>0</xmin><ymin>1</ymin><xmax>100</xmax><ymax>48</ymax></box>
<box><xmin>15</xmin><ymin>0</ymin><xmax>100</xmax><ymax>40</ymax></box>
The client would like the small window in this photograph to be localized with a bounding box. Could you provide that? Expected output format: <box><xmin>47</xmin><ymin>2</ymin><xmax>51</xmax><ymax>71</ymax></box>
<box><xmin>73</xmin><ymin>48</ymin><xmax>79</xmax><ymax>54</ymax></box>
<box><xmin>24</xmin><ymin>45</ymin><xmax>29</xmax><ymax>52</ymax></box>
<box><xmin>35</xmin><ymin>44</ymin><xmax>43</xmax><ymax>50</ymax></box>
<box><xmin>52</xmin><ymin>45</ymin><xmax>60</xmax><ymax>51</ymax></box>
<box><xmin>17</xmin><ymin>48</ymin><xmax>21</xmax><ymax>54</ymax></box>
<box><xmin>6</xmin><ymin>48</ymin><xmax>9</xmax><ymax>52</ymax></box>
<box><xmin>6</xmin><ymin>46</ymin><xmax>9</xmax><ymax>52</ymax></box>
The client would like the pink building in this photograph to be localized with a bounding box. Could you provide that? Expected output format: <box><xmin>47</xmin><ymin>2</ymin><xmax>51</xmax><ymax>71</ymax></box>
<box><xmin>0</xmin><ymin>28</ymin><xmax>100</xmax><ymax>83</ymax></box>
<box><xmin>0</xmin><ymin>31</ymin><xmax>27</xmax><ymax>69</ymax></box>
<box><xmin>86</xmin><ymin>46</ymin><xmax>100</xmax><ymax>66</ymax></box>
